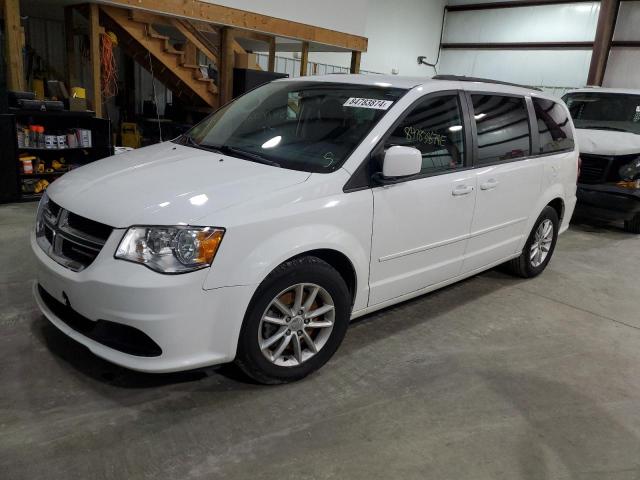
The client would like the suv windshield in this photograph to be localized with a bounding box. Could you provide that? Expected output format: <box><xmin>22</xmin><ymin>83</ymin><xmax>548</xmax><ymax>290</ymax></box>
<box><xmin>177</xmin><ymin>81</ymin><xmax>406</xmax><ymax>173</ymax></box>
<box><xmin>562</xmin><ymin>92</ymin><xmax>640</xmax><ymax>135</ymax></box>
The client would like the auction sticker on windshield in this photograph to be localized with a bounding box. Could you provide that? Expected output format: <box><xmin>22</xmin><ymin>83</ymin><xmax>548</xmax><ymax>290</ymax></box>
<box><xmin>343</xmin><ymin>98</ymin><xmax>394</xmax><ymax>110</ymax></box>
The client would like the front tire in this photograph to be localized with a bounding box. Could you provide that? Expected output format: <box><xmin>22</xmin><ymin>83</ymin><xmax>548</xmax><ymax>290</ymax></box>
<box><xmin>505</xmin><ymin>206</ymin><xmax>559</xmax><ymax>278</ymax></box>
<box><xmin>624</xmin><ymin>214</ymin><xmax>640</xmax><ymax>234</ymax></box>
<box><xmin>235</xmin><ymin>256</ymin><xmax>351</xmax><ymax>384</ymax></box>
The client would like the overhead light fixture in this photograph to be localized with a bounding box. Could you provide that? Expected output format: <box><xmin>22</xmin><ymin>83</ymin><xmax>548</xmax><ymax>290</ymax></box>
<box><xmin>449</xmin><ymin>125</ymin><xmax>463</xmax><ymax>132</ymax></box>
<box><xmin>475</xmin><ymin>113</ymin><xmax>486</xmax><ymax>120</ymax></box>
<box><xmin>262</xmin><ymin>136</ymin><xmax>282</xmax><ymax>149</ymax></box>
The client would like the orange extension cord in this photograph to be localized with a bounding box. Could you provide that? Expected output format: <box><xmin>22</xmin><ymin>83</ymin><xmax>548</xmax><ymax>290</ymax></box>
<box><xmin>100</xmin><ymin>33</ymin><xmax>118</xmax><ymax>98</ymax></box>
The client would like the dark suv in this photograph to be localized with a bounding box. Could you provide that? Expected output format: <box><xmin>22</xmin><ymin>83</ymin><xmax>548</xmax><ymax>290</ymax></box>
<box><xmin>563</xmin><ymin>88</ymin><xmax>640</xmax><ymax>233</ymax></box>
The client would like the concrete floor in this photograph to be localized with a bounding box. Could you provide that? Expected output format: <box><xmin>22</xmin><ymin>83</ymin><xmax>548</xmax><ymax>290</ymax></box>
<box><xmin>2</xmin><ymin>202</ymin><xmax>640</xmax><ymax>480</ymax></box>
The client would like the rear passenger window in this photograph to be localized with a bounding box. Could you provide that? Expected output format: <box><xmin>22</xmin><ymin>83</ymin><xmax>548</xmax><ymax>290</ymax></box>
<box><xmin>471</xmin><ymin>94</ymin><xmax>531</xmax><ymax>164</ymax></box>
<box><xmin>385</xmin><ymin>94</ymin><xmax>465</xmax><ymax>175</ymax></box>
<box><xmin>532</xmin><ymin>97</ymin><xmax>574</xmax><ymax>154</ymax></box>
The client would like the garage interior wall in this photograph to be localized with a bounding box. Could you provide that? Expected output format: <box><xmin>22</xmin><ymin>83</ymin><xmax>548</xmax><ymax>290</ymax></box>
<box><xmin>308</xmin><ymin>0</ymin><xmax>447</xmax><ymax>76</ymax></box>
<box><xmin>205</xmin><ymin>0</ymin><xmax>369</xmax><ymax>37</ymax></box>
<box><xmin>438</xmin><ymin>1</ymin><xmax>600</xmax><ymax>95</ymax></box>
<box><xmin>253</xmin><ymin>0</ymin><xmax>447</xmax><ymax>77</ymax></box>
<box><xmin>603</xmin><ymin>0</ymin><xmax>640</xmax><ymax>88</ymax></box>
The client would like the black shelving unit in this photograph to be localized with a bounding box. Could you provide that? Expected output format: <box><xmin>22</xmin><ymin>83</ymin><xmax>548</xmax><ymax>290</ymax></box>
<box><xmin>0</xmin><ymin>109</ymin><xmax>113</xmax><ymax>203</ymax></box>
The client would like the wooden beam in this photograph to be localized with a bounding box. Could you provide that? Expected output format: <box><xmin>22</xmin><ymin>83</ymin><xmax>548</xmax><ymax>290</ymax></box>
<box><xmin>99</xmin><ymin>0</ymin><xmax>368</xmax><ymax>52</ymax></box>
<box><xmin>267</xmin><ymin>37</ymin><xmax>276</xmax><ymax>72</ymax></box>
<box><xmin>587</xmin><ymin>0</ymin><xmax>620</xmax><ymax>86</ymax></box>
<box><xmin>233</xmin><ymin>29</ymin><xmax>272</xmax><ymax>45</ymax></box>
<box><xmin>88</xmin><ymin>3</ymin><xmax>103</xmax><ymax>117</ymax></box>
<box><xmin>300</xmin><ymin>41</ymin><xmax>309</xmax><ymax>76</ymax></box>
<box><xmin>3</xmin><ymin>0</ymin><xmax>24</xmax><ymax>91</ymax></box>
<box><xmin>64</xmin><ymin>6</ymin><xmax>77</xmax><ymax>89</ymax></box>
<box><xmin>220</xmin><ymin>27</ymin><xmax>235</xmax><ymax>105</ymax></box>
<box><xmin>350</xmin><ymin>51</ymin><xmax>361</xmax><ymax>74</ymax></box>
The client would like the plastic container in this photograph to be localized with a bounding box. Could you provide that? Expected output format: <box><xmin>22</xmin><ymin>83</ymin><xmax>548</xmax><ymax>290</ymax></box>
<box><xmin>37</xmin><ymin>126</ymin><xmax>46</xmax><ymax>149</ymax></box>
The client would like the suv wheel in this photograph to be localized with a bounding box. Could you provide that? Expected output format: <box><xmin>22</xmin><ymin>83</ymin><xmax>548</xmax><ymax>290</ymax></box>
<box><xmin>624</xmin><ymin>214</ymin><xmax>640</xmax><ymax>234</ymax></box>
<box><xmin>505</xmin><ymin>206</ymin><xmax>559</xmax><ymax>278</ymax></box>
<box><xmin>235</xmin><ymin>256</ymin><xmax>351</xmax><ymax>384</ymax></box>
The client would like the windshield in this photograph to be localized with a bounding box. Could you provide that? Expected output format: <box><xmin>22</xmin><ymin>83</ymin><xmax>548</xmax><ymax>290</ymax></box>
<box><xmin>562</xmin><ymin>92</ymin><xmax>640</xmax><ymax>135</ymax></box>
<box><xmin>177</xmin><ymin>81</ymin><xmax>406</xmax><ymax>172</ymax></box>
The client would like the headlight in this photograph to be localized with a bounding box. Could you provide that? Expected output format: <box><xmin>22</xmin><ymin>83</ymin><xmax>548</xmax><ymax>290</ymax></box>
<box><xmin>115</xmin><ymin>226</ymin><xmax>225</xmax><ymax>273</ymax></box>
<box><xmin>619</xmin><ymin>157</ymin><xmax>640</xmax><ymax>182</ymax></box>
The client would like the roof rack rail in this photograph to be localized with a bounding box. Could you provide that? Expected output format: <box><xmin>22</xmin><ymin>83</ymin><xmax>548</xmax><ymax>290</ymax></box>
<box><xmin>432</xmin><ymin>75</ymin><xmax>542</xmax><ymax>92</ymax></box>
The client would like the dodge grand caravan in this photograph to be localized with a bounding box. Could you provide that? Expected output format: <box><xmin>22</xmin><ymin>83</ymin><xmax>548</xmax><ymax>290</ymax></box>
<box><xmin>32</xmin><ymin>75</ymin><xmax>578</xmax><ymax>383</ymax></box>
<box><xmin>563</xmin><ymin>88</ymin><xmax>640</xmax><ymax>233</ymax></box>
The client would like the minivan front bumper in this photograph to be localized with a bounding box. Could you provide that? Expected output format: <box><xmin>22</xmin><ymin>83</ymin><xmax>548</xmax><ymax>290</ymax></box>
<box><xmin>576</xmin><ymin>184</ymin><xmax>640</xmax><ymax>221</ymax></box>
<box><xmin>31</xmin><ymin>231</ymin><xmax>254</xmax><ymax>373</ymax></box>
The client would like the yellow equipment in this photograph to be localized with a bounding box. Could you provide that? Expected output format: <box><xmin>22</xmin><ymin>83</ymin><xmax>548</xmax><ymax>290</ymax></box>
<box><xmin>121</xmin><ymin>122</ymin><xmax>142</xmax><ymax>149</ymax></box>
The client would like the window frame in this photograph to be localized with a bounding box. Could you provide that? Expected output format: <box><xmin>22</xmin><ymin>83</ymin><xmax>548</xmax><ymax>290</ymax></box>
<box><xmin>463</xmin><ymin>91</ymin><xmax>535</xmax><ymax>168</ymax></box>
<box><xmin>343</xmin><ymin>89</ymin><xmax>577</xmax><ymax>193</ymax></box>
<box><xmin>343</xmin><ymin>90</ymin><xmax>473</xmax><ymax>191</ymax></box>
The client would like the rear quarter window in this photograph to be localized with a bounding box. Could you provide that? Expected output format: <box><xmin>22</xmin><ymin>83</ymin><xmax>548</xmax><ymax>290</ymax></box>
<box><xmin>532</xmin><ymin>97</ymin><xmax>575</xmax><ymax>154</ymax></box>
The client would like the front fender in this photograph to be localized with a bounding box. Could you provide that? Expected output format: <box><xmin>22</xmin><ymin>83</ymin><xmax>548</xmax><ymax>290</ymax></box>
<box><xmin>203</xmin><ymin>186</ymin><xmax>373</xmax><ymax>313</ymax></box>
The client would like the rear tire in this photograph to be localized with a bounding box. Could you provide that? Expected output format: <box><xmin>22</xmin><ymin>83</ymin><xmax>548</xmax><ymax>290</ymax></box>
<box><xmin>235</xmin><ymin>256</ymin><xmax>351</xmax><ymax>385</ymax></box>
<box><xmin>505</xmin><ymin>206</ymin><xmax>559</xmax><ymax>278</ymax></box>
<box><xmin>624</xmin><ymin>214</ymin><xmax>640</xmax><ymax>234</ymax></box>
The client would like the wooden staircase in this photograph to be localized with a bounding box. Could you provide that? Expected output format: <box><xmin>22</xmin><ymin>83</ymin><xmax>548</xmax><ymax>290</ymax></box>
<box><xmin>99</xmin><ymin>6</ymin><xmax>221</xmax><ymax>109</ymax></box>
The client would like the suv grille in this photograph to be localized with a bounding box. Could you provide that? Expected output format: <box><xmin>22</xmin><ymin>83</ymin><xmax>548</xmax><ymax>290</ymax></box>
<box><xmin>36</xmin><ymin>196</ymin><xmax>113</xmax><ymax>271</ymax></box>
<box><xmin>579</xmin><ymin>154</ymin><xmax>611</xmax><ymax>184</ymax></box>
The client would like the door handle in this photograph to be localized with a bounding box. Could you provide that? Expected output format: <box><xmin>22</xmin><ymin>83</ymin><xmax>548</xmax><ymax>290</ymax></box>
<box><xmin>480</xmin><ymin>178</ymin><xmax>499</xmax><ymax>190</ymax></box>
<box><xmin>452</xmin><ymin>184</ymin><xmax>474</xmax><ymax>196</ymax></box>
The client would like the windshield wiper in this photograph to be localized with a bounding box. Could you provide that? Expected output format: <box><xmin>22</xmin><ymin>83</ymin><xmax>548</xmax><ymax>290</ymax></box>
<box><xmin>207</xmin><ymin>144</ymin><xmax>281</xmax><ymax>167</ymax></box>
<box><xmin>581</xmin><ymin>125</ymin><xmax>633</xmax><ymax>133</ymax></box>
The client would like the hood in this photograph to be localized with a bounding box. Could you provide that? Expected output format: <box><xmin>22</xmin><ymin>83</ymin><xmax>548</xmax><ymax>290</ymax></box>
<box><xmin>575</xmin><ymin>129</ymin><xmax>640</xmax><ymax>156</ymax></box>
<box><xmin>47</xmin><ymin>142</ymin><xmax>311</xmax><ymax>227</ymax></box>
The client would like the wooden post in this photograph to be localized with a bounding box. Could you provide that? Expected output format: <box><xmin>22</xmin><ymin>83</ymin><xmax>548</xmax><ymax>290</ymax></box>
<box><xmin>184</xmin><ymin>42</ymin><xmax>197</xmax><ymax>66</ymax></box>
<box><xmin>88</xmin><ymin>3</ymin><xmax>102</xmax><ymax>117</ymax></box>
<box><xmin>3</xmin><ymin>0</ymin><xmax>25</xmax><ymax>91</ymax></box>
<box><xmin>300</xmin><ymin>41</ymin><xmax>309</xmax><ymax>76</ymax></box>
<box><xmin>587</xmin><ymin>0</ymin><xmax>620</xmax><ymax>86</ymax></box>
<box><xmin>64</xmin><ymin>6</ymin><xmax>76</xmax><ymax>89</ymax></box>
<box><xmin>268</xmin><ymin>37</ymin><xmax>276</xmax><ymax>72</ymax></box>
<box><xmin>350</xmin><ymin>51</ymin><xmax>361</xmax><ymax>74</ymax></box>
<box><xmin>220</xmin><ymin>27</ymin><xmax>235</xmax><ymax>105</ymax></box>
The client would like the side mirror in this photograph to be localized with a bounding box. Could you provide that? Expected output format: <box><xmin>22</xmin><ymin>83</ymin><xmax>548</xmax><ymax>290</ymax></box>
<box><xmin>379</xmin><ymin>146</ymin><xmax>422</xmax><ymax>180</ymax></box>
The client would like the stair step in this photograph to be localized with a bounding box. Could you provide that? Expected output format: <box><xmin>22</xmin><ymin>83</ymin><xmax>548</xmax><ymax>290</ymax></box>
<box><xmin>148</xmin><ymin>31</ymin><xmax>169</xmax><ymax>41</ymax></box>
<box><xmin>165</xmin><ymin>46</ymin><xmax>184</xmax><ymax>56</ymax></box>
<box><xmin>181</xmin><ymin>63</ymin><xmax>201</xmax><ymax>70</ymax></box>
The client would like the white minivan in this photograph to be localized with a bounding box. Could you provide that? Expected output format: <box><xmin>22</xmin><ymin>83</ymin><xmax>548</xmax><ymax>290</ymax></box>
<box><xmin>32</xmin><ymin>75</ymin><xmax>578</xmax><ymax>383</ymax></box>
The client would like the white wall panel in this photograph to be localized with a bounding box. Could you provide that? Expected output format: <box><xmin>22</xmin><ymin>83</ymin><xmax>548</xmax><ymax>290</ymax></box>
<box><xmin>202</xmin><ymin>0</ymin><xmax>369</xmax><ymax>37</ymax></box>
<box><xmin>613</xmin><ymin>1</ymin><xmax>640</xmax><ymax>41</ymax></box>
<box><xmin>603</xmin><ymin>48</ymin><xmax>640</xmax><ymax>88</ymax></box>
<box><xmin>306</xmin><ymin>0</ymin><xmax>447</xmax><ymax>76</ymax></box>
<box><xmin>439</xmin><ymin>49</ymin><xmax>592</xmax><ymax>91</ymax></box>
<box><xmin>443</xmin><ymin>2</ymin><xmax>600</xmax><ymax>43</ymax></box>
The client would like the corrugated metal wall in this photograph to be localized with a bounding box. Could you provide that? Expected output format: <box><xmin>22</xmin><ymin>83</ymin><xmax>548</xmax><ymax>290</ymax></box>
<box><xmin>439</xmin><ymin>1</ymin><xmax>601</xmax><ymax>94</ymax></box>
<box><xmin>603</xmin><ymin>1</ymin><xmax>640</xmax><ymax>88</ymax></box>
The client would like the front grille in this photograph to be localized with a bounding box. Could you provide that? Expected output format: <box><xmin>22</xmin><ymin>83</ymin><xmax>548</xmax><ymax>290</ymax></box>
<box><xmin>579</xmin><ymin>154</ymin><xmax>610</xmax><ymax>184</ymax></box>
<box><xmin>36</xmin><ymin>197</ymin><xmax>113</xmax><ymax>272</ymax></box>
<box><xmin>38</xmin><ymin>284</ymin><xmax>162</xmax><ymax>357</ymax></box>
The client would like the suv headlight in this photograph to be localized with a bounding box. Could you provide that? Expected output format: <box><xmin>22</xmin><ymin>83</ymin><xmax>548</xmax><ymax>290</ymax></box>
<box><xmin>619</xmin><ymin>157</ymin><xmax>640</xmax><ymax>182</ymax></box>
<box><xmin>115</xmin><ymin>226</ymin><xmax>225</xmax><ymax>273</ymax></box>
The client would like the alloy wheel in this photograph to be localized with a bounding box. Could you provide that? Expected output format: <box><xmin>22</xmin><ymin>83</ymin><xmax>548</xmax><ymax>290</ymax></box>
<box><xmin>258</xmin><ymin>283</ymin><xmax>335</xmax><ymax>367</ymax></box>
<box><xmin>530</xmin><ymin>219</ymin><xmax>554</xmax><ymax>268</ymax></box>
